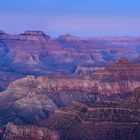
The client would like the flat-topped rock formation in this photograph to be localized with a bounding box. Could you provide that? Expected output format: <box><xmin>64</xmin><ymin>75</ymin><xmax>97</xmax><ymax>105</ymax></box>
<box><xmin>19</xmin><ymin>31</ymin><xmax>50</xmax><ymax>41</ymax></box>
<box><xmin>20</xmin><ymin>31</ymin><xmax>46</xmax><ymax>36</ymax></box>
<box><xmin>0</xmin><ymin>30</ymin><xmax>50</xmax><ymax>41</ymax></box>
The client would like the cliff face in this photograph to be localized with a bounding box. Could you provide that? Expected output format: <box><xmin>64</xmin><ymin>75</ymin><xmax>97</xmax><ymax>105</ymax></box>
<box><xmin>0</xmin><ymin>76</ymin><xmax>57</xmax><ymax>125</ymax></box>
<box><xmin>80</xmin><ymin>58</ymin><xmax>140</xmax><ymax>98</ymax></box>
<box><xmin>0</xmin><ymin>76</ymin><xmax>98</xmax><ymax>125</ymax></box>
<box><xmin>37</xmin><ymin>78</ymin><xmax>98</xmax><ymax>106</ymax></box>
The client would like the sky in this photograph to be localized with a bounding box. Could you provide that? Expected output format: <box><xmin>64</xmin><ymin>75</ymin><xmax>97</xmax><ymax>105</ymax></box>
<box><xmin>0</xmin><ymin>0</ymin><xmax>140</xmax><ymax>37</ymax></box>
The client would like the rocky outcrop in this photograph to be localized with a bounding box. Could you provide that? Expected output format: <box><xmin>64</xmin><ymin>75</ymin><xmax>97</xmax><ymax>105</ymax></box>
<box><xmin>76</xmin><ymin>65</ymin><xmax>105</xmax><ymax>75</ymax></box>
<box><xmin>0</xmin><ymin>76</ymin><xmax>57</xmax><ymax>125</ymax></box>
<box><xmin>37</xmin><ymin>78</ymin><xmax>98</xmax><ymax>106</ymax></box>
<box><xmin>0</xmin><ymin>75</ymin><xmax>98</xmax><ymax>125</ymax></box>
<box><xmin>2</xmin><ymin>122</ymin><xmax>59</xmax><ymax>140</ymax></box>
<box><xmin>19</xmin><ymin>31</ymin><xmax>50</xmax><ymax>41</ymax></box>
<box><xmin>120</xmin><ymin>87</ymin><xmax>140</xmax><ymax>110</ymax></box>
<box><xmin>13</xmin><ymin>94</ymin><xmax>57</xmax><ymax>123</ymax></box>
<box><xmin>7</xmin><ymin>76</ymin><xmax>49</xmax><ymax>96</ymax></box>
<box><xmin>57</xmin><ymin>34</ymin><xmax>80</xmax><ymax>41</ymax></box>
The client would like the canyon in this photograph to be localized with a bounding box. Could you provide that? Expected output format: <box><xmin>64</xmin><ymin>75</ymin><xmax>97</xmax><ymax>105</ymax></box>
<box><xmin>0</xmin><ymin>31</ymin><xmax>140</xmax><ymax>139</ymax></box>
<box><xmin>0</xmin><ymin>31</ymin><xmax>140</xmax><ymax>91</ymax></box>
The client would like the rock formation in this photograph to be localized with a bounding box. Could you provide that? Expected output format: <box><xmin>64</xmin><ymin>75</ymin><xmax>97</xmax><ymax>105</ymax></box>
<box><xmin>82</xmin><ymin>58</ymin><xmax>140</xmax><ymax>98</ymax></box>
<box><xmin>0</xmin><ymin>75</ymin><xmax>98</xmax><ymax>125</ymax></box>
<box><xmin>19</xmin><ymin>31</ymin><xmax>50</xmax><ymax>41</ymax></box>
<box><xmin>0</xmin><ymin>57</ymin><xmax>139</xmax><ymax>126</ymax></box>
<box><xmin>36</xmin><ymin>99</ymin><xmax>140</xmax><ymax>140</ymax></box>
<box><xmin>0</xmin><ymin>31</ymin><xmax>140</xmax><ymax>91</ymax></box>
<box><xmin>76</xmin><ymin>65</ymin><xmax>105</xmax><ymax>75</ymax></box>
<box><xmin>0</xmin><ymin>87</ymin><xmax>140</xmax><ymax>140</ymax></box>
<box><xmin>2</xmin><ymin>122</ymin><xmax>59</xmax><ymax>140</ymax></box>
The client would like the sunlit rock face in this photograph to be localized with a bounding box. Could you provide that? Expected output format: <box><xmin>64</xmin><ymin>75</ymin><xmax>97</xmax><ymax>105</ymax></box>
<box><xmin>75</xmin><ymin>65</ymin><xmax>105</xmax><ymax>75</ymax></box>
<box><xmin>79</xmin><ymin>58</ymin><xmax>140</xmax><ymax>98</ymax></box>
<box><xmin>0</xmin><ymin>75</ymin><xmax>98</xmax><ymax>126</ymax></box>
<box><xmin>0</xmin><ymin>76</ymin><xmax>57</xmax><ymax>125</ymax></box>
<box><xmin>37</xmin><ymin>78</ymin><xmax>98</xmax><ymax>106</ymax></box>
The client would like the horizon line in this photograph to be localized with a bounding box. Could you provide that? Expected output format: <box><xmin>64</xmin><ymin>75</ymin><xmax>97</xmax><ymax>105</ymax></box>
<box><xmin>1</xmin><ymin>29</ymin><xmax>140</xmax><ymax>39</ymax></box>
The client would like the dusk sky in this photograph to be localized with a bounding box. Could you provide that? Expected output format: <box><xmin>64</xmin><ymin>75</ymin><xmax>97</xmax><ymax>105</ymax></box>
<box><xmin>0</xmin><ymin>0</ymin><xmax>140</xmax><ymax>37</ymax></box>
